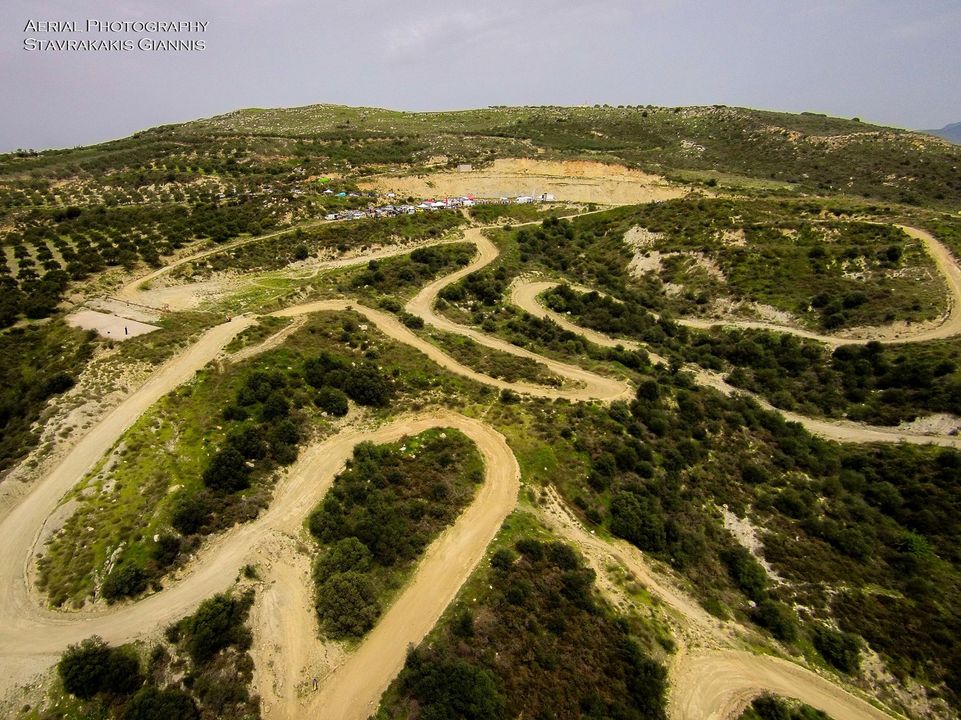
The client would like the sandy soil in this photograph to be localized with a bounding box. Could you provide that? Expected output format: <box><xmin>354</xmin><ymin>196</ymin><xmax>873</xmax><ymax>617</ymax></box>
<box><xmin>670</xmin><ymin>650</ymin><xmax>891</xmax><ymax>720</ymax></box>
<box><xmin>65</xmin><ymin>310</ymin><xmax>159</xmax><ymax>340</ymax></box>
<box><xmin>358</xmin><ymin>158</ymin><xmax>689</xmax><ymax>206</ymax></box>
<box><xmin>249</xmin><ymin>530</ymin><xmax>343</xmax><ymax>720</ymax></box>
<box><xmin>87</xmin><ymin>298</ymin><xmax>160</xmax><ymax>323</ymax></box>
<box><xmin>722</xmin><ymin>509</ymin><xmax>782</xmax><ymax>582</ymax></box>
<box><xmin>624</xmin><ymin>226</ymin><xmax>725</xmax><ymax>283</ymax></box>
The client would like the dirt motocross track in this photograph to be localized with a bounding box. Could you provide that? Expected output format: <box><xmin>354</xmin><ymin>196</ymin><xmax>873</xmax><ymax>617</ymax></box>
<box><xmin>5</xmin><ymin>185</ymin><xmax>959</xmax><ymax>717</ymax></box>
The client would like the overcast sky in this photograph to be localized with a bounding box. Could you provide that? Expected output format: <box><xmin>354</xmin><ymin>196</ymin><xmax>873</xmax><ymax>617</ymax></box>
<box><xmin>2</xmin><ymin>0</ymin><xmax>960</xmax><ymax>152</ymax></box>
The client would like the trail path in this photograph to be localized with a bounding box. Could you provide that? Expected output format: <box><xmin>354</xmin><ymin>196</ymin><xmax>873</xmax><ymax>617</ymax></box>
<box><xmin>0</xmin><ymin>413</ymin><xmax>518</xmax><ymax>717</ymax></box>
<box><xmin>661</xmin><ymin>226</ymin><xmax>961</xmax><ymax>348</ymax></box>
<box><xmin>274</xmin><ymin>298</ymin><xmax>630</xmax><ymax>402</ymax></box>
<box><xmin>5</xmin><ymin>211</ymin><xmax>955</xmax><ymax>719</ymax></box>
<box><xmin>0</xmin><ymin>316</ymin><xmax>255</xmax><ymax>687</ymax></box>
<box><xmin>540</xmin><ymin>487</ymin><xmax>895</xmax><ymax>720</ymax></box>
<box><xmin>511</xmin><ymin>278</ymin><xmax>961</xmax><ymax>447</ymax></box>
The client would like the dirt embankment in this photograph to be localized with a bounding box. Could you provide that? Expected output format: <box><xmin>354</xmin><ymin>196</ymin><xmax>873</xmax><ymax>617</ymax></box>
<box><xmin>359</xmin><ymin>158</ymin><xmax>689</xmax><ymax>206</ymax></box>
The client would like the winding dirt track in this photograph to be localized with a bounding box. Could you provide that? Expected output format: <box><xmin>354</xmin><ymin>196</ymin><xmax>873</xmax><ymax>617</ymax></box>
<box><xmin>670</xmin><ymin>651</ymin><xmax>892</xmax><ymax>720</ymax></box>
<box><xmin>0</xmin><ymin>413</ymin><xmax>519</xmax><ymax>718</ymax></box>
<box><xmin>5</xmin><ymin>215</ymin><xmax>956</xmax><ymax>718</ymax></box>
<box><xmin>660</xmin><ymin>226</ymin><xmax>961</xmax><ymax>348</ymax></box>
<box><xmin>540</xmin><ymin>487</ymin><xmax>894</xmax><ymax>720</ymax></box>
<box><xmin>512</xmin><ymin>278</ymin><xmax>961</xmax><ymax>448</ymax></box>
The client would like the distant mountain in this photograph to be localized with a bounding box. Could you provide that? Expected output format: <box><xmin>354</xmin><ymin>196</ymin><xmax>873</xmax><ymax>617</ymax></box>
<box><xmin>924</xmin><ymin>122</ymin><xmax>961</xmax><ymax>144</ymax></box>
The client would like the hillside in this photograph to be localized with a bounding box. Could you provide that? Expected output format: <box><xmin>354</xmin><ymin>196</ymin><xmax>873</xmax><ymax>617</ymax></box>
<box><xmin>925</xmin><ymin>122</ymin><xmax>961</xmax><ymax>145</ymax></box>
<box><xmin>4</xmin><ymin>105</ymin><xmax>961</xmax><ymax>209</ymax></box>
<box><xmin>2</xmin><ymin>103</ymin><xmax>961</xmax><ymax>720</ymax></box>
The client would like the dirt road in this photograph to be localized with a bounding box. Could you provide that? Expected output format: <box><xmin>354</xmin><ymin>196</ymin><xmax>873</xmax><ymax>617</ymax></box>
<box><xmin>540</xmin><ymin>487</ymin><xmax>896</xmax><ymax>720</ymax></box>
<box><xmin>676</xmin><ymin>226</ymin><xmax>961</xmax><ymax>348</ymax></box>
<box><xmin>670</xmin><ymin>650</ymin><xmax>892</xmax><ymax>720</ymax></box>
<box><xmin>0</xmin><ymin>316</ymin><xmax>255</xmax><ymax>690</ymax></box>
<box><xmin>5</xmin><ymin>211</ymin><xmax>950</xmax><ymax>718</ymax></box>
<box><xmin>510</xmin><ymin>278</ymin><xmax>961</xmax><ymax>447</ymax></box>
<box><xmin>305</xmin><ymin>416</ymin><xmax>519</xmax><ymax>720</ymax></box>
<box><xmin>272</xmin><ymin>234</ymin><xmax>633</xmax><ymax>404</ymax></box>
<box><xmin>0</xmin><ymin>413</ymin><xmax>518</xmax><ymax>717</ymax></box>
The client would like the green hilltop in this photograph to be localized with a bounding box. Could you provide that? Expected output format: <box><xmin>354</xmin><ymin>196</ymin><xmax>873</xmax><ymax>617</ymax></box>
<box><xmin>4</xmin><ymin>104</ymin><xmax>960</xmax><ymax>208</ymax></box>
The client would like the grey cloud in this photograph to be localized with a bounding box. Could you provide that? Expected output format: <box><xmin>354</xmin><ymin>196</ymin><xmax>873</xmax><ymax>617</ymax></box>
<box><xmin>2</xmin><ymin>0</ymin><xmax>959</xmax><ymax>151</ymax></box>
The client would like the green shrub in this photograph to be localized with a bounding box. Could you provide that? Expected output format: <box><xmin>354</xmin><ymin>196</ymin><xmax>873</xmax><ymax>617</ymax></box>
<box><xmin>813</xmin><ymin>626</ymin><xmax>861</xmax><ymax>674</ymax></box>
<box><xmin>752</xmin><ymin>599</ymin><xmax>797</xmax><ymax>642</ymax></box>
<box><xmin>343</xmin><ymin>363</ymin><xmax>392</xmax><ymax>407</ymax></box>
<box><xmin>721</xmin><ymin>546</ymin><xmax>769</xmax><ymax>603</ymax></box>
<box><xmin>58</xmin><ymin>637</ymin><xmax>144</xmax><ymax>700</ymax></box>
<box><xmin>102</xmin><ymin>563</ymin><xmax>148</xmax><ymax>602</ymax></box>
<box><xmin>316</xmin><ymin>571</ymin><xmax>381</xmax><ymax>638</ymax></box>
<box><xmin>401</xmin><ymin>647</ymin><xmax>505</xmax><ymax>720</ymax></box>
<box><xmin>170</xmin><ymin>492</ymin><xmax>212</xmax><ymax>535</ymax></box>
<box><xmin>610</xmin><ymin>491</ymin><xmax>666</xmax><ymax>552</ymax></box>
<box><xmin>202</xmin><ymin>446</ymin><xmax>251</xmax><ymax>493</ymax></box>
<box><xmin>313</xmin><ymin>537</ymin><xmax>372</xmax><ymax>585</ymax></box>
<box><xmin>179</xmin><ymin>592</ymin><xmax>253</xmax><ymax>665</ymax></box>
<box><xmin>58</xmin><ymin>638</ymin><xmax>113</xmax><ymax>699</ymax></box>
<box><xmin>316</xmin><ymin>386</ymin><xmax>349</xmax><ymax>416</ymax></box>
<box><xmin>121</xmin><ymin>686</ymin><xmax>200</xmax><ymax>720</ymax></box>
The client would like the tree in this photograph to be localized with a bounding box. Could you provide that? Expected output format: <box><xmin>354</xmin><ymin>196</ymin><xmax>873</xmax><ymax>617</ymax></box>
<box><xmin>202</xmin><ymin>446</ymin><xmax>250</xmax><ymax>493</ymax></box>
<box><xmin>316</xmin><ymin>386</ymin><xmax>349</xmax><ymax>417</ymax></box>
<box><xmin>261</xmin><ymin>390</ymin><xmax>289</xmax><ymax>420</ymax></box>
<box><xmin>316</xmin><ymin>571</ymin><xmax>381</xmax><ymax>638</ymax></box>
<box><xmin>226</xmin><ymin>425</ymin><xmax>267</xmax><ymax>460</ymax></box>
<box><xmin>151</xmin><ymin>534</ymin><xmax>182</xmax><ymax>569</ymax></box>
<box><xmin>304</xmin><ymin>352</ymin><xmax>346</xmax><ymax>389</ymax></box>
<box><xmin>59</xmin><ymin>637</ymin><xmax>112</xmax><ymax>699</ymax></box>
<box><xmin>101</xmin><ymin>647</ymin><xmax>145</xmax><ymax>696</ymax></box>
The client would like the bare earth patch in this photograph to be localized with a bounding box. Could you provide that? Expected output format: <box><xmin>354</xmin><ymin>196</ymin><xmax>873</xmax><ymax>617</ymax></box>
<box><xmin>358</xmin><ymin>158</ymin><xmax>688</xmax><ymax>205</ymax></box>
<box><xmin>721</xmin><ymin>508</ymin><xmax>782</xmax><ymax>583</ymax></box>
<box><xmin>896</xmin><ymin>413</ymin><xmax>961</xmax><ymax>436</ymax></box>
<box><xmin>66</xmin><ymin>310</ymin><xmax>159</xmax><ymax>340</ymax></box>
